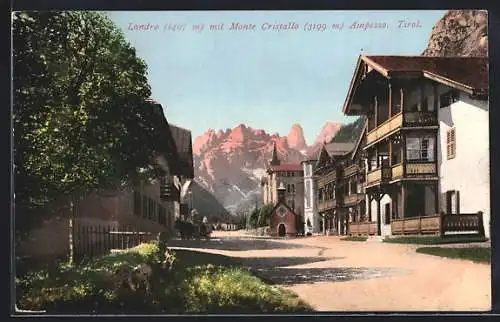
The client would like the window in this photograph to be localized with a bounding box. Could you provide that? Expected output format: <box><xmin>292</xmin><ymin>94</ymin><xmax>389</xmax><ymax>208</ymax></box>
<box><xmin>287</xmin><ymin>184</ymin><xmax>291</xmax><ymax>193</ymax></box>
<box><xmin>446</xmin><ymin>128</ymin><xmax>456</xmax><ymax>160</ymax></box>
<box><xmin>133</xmin><ymin>191</ymin><xmax>141</xmax><ymax>216</ymax></box>
<box><xmin>406</xmin><ymin>136</ymin><xmax>435</xmax><ymax>162</ymax></box>
<box><xmin>439</xmin><ymin>90</ymin><xmax>459</xmax><ymax>108</ymax></box>
<box><xmin>292</xmin><ymin>184</ymin><xmax>295</xmax><ymax>194</ymax></box>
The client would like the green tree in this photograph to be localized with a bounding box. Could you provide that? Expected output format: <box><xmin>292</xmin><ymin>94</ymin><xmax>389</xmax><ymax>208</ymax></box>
<box><xmin>258</xmin><ymin>203</ymin><xmax>274</xmax><ymax>227</ymax></box>
<box><xmin>13</xmin><ymin>12</ymin><xmax>164</xmax><ymax>233</ymax></box>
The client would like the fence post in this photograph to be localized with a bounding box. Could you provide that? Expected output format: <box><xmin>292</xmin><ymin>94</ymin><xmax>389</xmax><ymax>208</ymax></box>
<box><xmin>477</xmin><ymin>211</ymin><xmax>485</xmax><ymax>237</ymax></box>
<box><xmin>440</xmin><ymin>211</ymin><xmax>445</xmax><ymax>238</ymax></box>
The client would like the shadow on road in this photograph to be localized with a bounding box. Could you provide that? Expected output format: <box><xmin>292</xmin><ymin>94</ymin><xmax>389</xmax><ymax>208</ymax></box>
<box><xmin>168</xmin><ymin>237</ymin><xmax>310</xmax><ymax>251</ymax></box>
<box><xmin>171</xmin><ymin>249</ymin><xmax>404</xmax><ymax>286</ymax></box>
<box><xmin>172</xmin><ymin>248</ymin><xmax>336</xmax><ymax>269</ymax></box>
<box><xmin>251</xmin><ymin>267</ymin><xmax>409</xmax><ymax>285</ymax></box>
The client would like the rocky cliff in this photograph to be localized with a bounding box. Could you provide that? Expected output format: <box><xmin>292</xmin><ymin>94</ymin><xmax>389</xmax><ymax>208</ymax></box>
<box><xmin>192</xmin><ymin>122</ymin><xmax>342</xmax><ymax>213</ymax></box>
<box><xmin>422</xmin><ymin>10</ymin><xmax>488</xmax><ymax>57</ymax></box>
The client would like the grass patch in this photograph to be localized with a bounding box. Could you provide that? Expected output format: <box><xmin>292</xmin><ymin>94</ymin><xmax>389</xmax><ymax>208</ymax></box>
<box><xmin>416</xmin><ymin>247</ymin><xmax>491</xmax><ymax>264</ymax></box>
<box><xmin>383</xmin><ymin>235</ymin><xmax>488</xmax><ymax>245</ymax></box>
<box><xmin>16</xmin><ymin>243</ymin><xmax>312</xmax><ymax>314</ymax></box>
<box><xmin>340</xmin><ymin>236</ymin><xmax>367</xmax><ymax>242</ymax></box>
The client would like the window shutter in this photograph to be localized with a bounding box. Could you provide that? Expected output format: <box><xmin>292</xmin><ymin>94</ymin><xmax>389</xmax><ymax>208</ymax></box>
<box><xmin>456</xmin><ymin>191</ymin><xmax>460</xmax><ymax>215</ymax></box>
<box><xmin>446</xmin><ymin>128</ymin><xmax>456</xmax><ymax>160</ymax></box>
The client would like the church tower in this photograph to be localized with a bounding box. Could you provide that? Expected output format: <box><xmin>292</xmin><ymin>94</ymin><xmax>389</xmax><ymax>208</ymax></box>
<box><xmin>270</xmin><ymin>141</ymin><xmax>281</xmax><ymax>166</ymax></box>
<box><xmin>302</xmin><ymin>157</ymin><xmax>320</xmax><ymax>234</ymax></box>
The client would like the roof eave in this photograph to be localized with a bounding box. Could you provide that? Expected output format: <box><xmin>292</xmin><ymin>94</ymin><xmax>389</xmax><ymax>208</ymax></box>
<box><xmin>422</xmin><ymin>71</ymin><xmax>475</xmax><ymax>95</ymax></box>
<box><xmin>342</xmin><ymin>55</ymin><xmax>365</xmax><ymax>115</ymax></box>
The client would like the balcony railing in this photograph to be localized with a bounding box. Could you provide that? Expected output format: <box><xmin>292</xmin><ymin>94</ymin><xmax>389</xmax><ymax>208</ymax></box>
<box><xmin>366</xmin><ymin>164</ymin><xmax>392</xmax><ymax>186</ymax></box>
<box><xmin>406</xmin><ymin>162</ymin><xmax>437</xmax><ymax>176</ymax></box>
<box><xmin>367</xmin><ymin>111</ymin><xmax>438</xmax><ymax>145</ymax></box>
<box><xmin>391</xmin><ymin>163</ymin><xmax>404</xmax><ymax>179</ymax></box>
<box><xmin>367</xmin><ymin>113</ymin><xmax>403</xmax><ymax>144</ymax></box>
<box><xmin>344</xmin><ymin>193</ymin><xmax>364</xmax><ymax>206</ymax></box>
<box><xmin>403</xmin><ymin>111</ymin><xmax>438</xmax><ymax>127</ymax></box>
<box><xmin>344</xmin><ymin>164</ymin><xmax>360</xmax><ymax>177</ymax></box>
<box><xmin>317</xmin><ymin>171</ymin><xmax>336</xmax><ymax>188</ymax></box>
<box><xmin>318</xmin><ymin>199</ymin><xmax>336</xmax><ymax>212</ymax></box>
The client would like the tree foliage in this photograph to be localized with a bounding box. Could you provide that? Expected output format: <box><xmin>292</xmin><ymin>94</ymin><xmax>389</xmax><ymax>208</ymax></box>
<box><xmin>257</xmin><ymin>204</ymin><xmax>274</xmax><ymax>227</ymax></box>
<box><xmin>13</xmin><ymin>12</ymin><xmax>164</xmax><ymax>230</ymax></box>
<box><xmin>330</xmin><ymin>116</ymin><xmax>365</xmax><ymax>143</ymax></box>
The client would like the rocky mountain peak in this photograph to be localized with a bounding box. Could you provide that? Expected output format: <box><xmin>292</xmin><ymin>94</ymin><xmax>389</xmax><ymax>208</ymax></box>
<box><xmin>287</xmin><ymin>123</ymin><xmax>307</xmax><ymax>151</ymax></box>
<box><xmin>422</xmin><ymin>10</ymin><xmax>488</xmax><ymax>57</ymax></box>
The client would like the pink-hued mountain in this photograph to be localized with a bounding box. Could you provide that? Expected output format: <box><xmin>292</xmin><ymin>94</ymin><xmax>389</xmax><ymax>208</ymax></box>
<box><xmin>192</xmin><ymin>122</ymin><xmax>342</xmax><ymax>213</ymax></box>
<box><xmin>287</xmin><ymin>123</ymin><xmax>307</xmax><ymax>151</ymax></box>
<box><xmin>307</xmin><ymin>121</ymin><xmax>344</xmax><ymax>158</ymax></box>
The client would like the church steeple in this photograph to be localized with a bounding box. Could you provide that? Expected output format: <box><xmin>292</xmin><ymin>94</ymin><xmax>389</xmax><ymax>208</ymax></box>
<box><xmin>270</xmin><ymin>141</ymin><xmax>280</xmax><ymax>166</ymax></box>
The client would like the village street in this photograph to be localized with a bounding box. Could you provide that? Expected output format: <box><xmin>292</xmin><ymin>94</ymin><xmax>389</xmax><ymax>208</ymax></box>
<box><xmin>168</xmin><ymin>231</ymin><xmax>491</xmax><ymax>312</ymax></box>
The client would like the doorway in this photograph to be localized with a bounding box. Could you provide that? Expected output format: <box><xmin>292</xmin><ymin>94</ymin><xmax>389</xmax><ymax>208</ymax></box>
<box><xmin>278</xmin><ymin>224</ymin><xmax>286</xmax><ymax>237</ymax></box>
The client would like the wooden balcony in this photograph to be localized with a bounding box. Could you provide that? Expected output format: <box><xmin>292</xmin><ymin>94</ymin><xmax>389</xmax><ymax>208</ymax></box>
<box><xmin>344</xmin><ymin>164</ymin><xmax>360</xmax><ymax>177</ymax></box>
<box><xmin>366</xmin><ymin>113</ymin><xmax>403</xmax><ymax>145</ymax></box>
<box><xmin>344</xmin><ymin>193</ymin><xmax>364</xmax><ymax>206</ymax></box>
<box><xmin>391</xmin><ymin>163</ymin><xmax>404</xmax><ymax>179</ymax></box>
<box><xmin>367</xmin><ymin>111</ymin><xmax>438</xmax><ymax>146</ymax></box>
<box><xmin>406</xmin><ymin>162</ymin><xmax>437</xmax><ymax>176</ymax></box>
<box><xmin>348</xmin><ymin>221</ymin><xmax>377</xmax><ymax>236</ymax></box>
<box><xmin>403</xmin><ymin>111</ymin><xmax>438</xmax><ymax>127</ymax></box>
<box><xmin>366</xmin><ymin>165</ymin><xmax>392</xmax><ymax>186</ymax></box>
<box><xmin>318</xmin><ymin>199</ymin><xmax>336</xmax><ymax>212</ymax></box>
<box><xmin>317</xmin><ymin>171</ymin><xmax>336</xmax><ymax>188</ymax></box>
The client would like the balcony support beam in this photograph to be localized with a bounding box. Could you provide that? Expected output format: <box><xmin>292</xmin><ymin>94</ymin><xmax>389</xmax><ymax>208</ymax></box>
<box><xmin>389</xmin><ymin>137</ymin><xmax>393</xmax><ymax>167</ymax></box>
<box><xmin>401</xmin><ymin>182</ymin><xmax>406</xmax><ymax>219</ymax></box>
<box><xmin>388</xmin><ymin>82</ymin><xmax>392</xmax><ymax>118</ymax></box>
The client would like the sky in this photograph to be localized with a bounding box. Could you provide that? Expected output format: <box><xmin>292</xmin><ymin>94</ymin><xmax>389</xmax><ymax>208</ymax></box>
<box><xmin>107</xmin><ymin>10</ymin><xmax>446</xmax><ymax>144</ymax></box>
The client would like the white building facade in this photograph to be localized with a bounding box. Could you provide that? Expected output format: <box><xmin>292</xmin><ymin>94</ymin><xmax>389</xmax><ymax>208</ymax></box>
<box><xmin>301</xmin><ymin>159</ymin><xmax>321</xmax><ymax>233</ymax></box>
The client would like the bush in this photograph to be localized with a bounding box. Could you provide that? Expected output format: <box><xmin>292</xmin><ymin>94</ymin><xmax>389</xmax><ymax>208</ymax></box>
<box><xmin>177</xmin><ymin>264</ymin><xmax>312</xmax><ymax>313</ymax></box>
<box><xmin>17</xmin><ymin>243</ymin><xmax>311</xmax><ymax>313</ymax></box>
<box><xmin>16</xmin><ymin>242</ymin><xmax>176</xmax><ymax>313</ymax></box>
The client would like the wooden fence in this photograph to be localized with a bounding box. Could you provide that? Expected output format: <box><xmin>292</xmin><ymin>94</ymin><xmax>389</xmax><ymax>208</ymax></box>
<box><xmin>390</xmin><ymin>212</ymin><xmax>485</xmax><ymax>237</ymax></box>
<box><xmin>348</xmin><ymin>222</ymin><xmax>378</xmax><ymax>236</ymax></box>
<box><xmin>441</xmin><ymin>212</ymin><xmax>485</xmax><ymax>237</ymax></box>
<box><xmin>72</xmin><ymin>223</ymin><xmax>156</xmax><ymax>264</ymax></box>
<box><xmin>391</xmin><ymin>215</ymin><xmax>441</xmax><ymax>235</ymax></box>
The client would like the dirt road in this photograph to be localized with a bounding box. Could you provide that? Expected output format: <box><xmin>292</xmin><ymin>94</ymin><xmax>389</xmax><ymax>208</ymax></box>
<box><xmin>169</xmin><ymin>231</ymin><xmax>491</xmax><ymax>311</ymax></box>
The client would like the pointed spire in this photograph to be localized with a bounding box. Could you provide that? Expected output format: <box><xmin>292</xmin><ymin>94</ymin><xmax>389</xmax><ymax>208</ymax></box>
<box><xmin>270</xmin><ymin>141</ymin><xmax>280</xmax><ymax>166</ymax></box>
